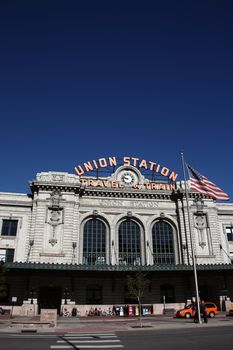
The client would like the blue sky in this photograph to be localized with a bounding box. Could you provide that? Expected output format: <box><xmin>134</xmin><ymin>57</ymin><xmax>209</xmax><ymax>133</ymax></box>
<box><xmin>0</xmin><ymin>1</ymin><xmax>232</xmax><ymax>199</ymax></box>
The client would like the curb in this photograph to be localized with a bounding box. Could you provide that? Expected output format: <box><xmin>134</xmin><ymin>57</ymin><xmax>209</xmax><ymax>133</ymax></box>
<box><xmin>1</xmin><ymin>315</ymin><xmax>233</xmax><ymax>334</ymax></box>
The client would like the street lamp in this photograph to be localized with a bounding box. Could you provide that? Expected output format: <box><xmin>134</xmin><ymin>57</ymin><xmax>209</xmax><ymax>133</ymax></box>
<box><xmin>72</xmin><ymin>242</ymin><xmax>77</xmax><ymax>264</ymax></box>
<box><xmin>27</xmin><ymin>239</ymin><xmax>34</xmax><ymax>262</ymax></box>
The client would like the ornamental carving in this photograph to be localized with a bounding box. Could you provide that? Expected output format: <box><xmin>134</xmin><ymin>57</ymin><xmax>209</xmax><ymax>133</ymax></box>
<box><xmin>51</xmin><ymin>190</ymin><xmax>62</xmax><ymax>208</ymax></box>
<box><xmin>48</xmin><ymin>209</ymin><xmax>63</xmax><ymax>246</ymax></box>
<box><xmin>194</xmin><ymin>214</ymin><xmax>207</xmax><ymax>248</ymax></box>
<box><xmin>47</xmin><ymin>191</ymin><xmax>63</xmax><ymax>247</ymax></box>
<box><xmin>36</xmin><ymin>172</ymin><xmax>79</xmax><ymax>184</ymax></box>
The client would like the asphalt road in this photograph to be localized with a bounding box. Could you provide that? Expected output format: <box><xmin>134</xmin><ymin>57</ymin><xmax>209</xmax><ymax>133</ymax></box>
<box><xmin>118</xmin><ymin>326</ymin><xmax>233</xmax><ymax>350</ymax></box>
<box><xmin>1</xmin><ymin>326</ymin><xmax>233</xmax><ymax>350</ymax></box>
<box><xmin>0</xmin><ymin>334</ymin><xmax>57</xmax><ymax>350</ymax></box>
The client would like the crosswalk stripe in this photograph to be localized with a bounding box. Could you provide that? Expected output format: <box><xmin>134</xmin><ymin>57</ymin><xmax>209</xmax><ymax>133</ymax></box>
<box><xmin>64</xmin><ymin>333</ymin><xmax>116</xmax><ymax>336</ymax></box>
<box><xmin>72</xmin><ymin>346</ymin><xmax>123</xmax><ymax>349</ymax></box>
<box><xmin>71</xmin><ymin>340</ymin><xmax>120</xmax><ymax>343</ymax></box>
<box><xmin>64</xmin><ymin>336</ymin><xmax>117</xmax><ymax>339</ymax></box>
<box><xmin>63</xmin><ymin>336</ymin><xmax>93</xmax><ymax>339</ymax></box>
<box><xmin>51</xmin><ymin>332</ymin><xmax>124</xmax><ymax>349</ymax></box>
<box><xmin>98</xmin><ymin>336</ymin><xmax>117</xmax><ymax>338</ymax></box>
<box><xmin>50</xmin><ymin>346</ymin><xmax>73</xmax><ymax>349</ymax></box>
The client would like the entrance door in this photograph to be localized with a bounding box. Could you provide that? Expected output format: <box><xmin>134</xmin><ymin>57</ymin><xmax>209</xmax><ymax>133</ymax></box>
<box><xmin>38</xmin><ymin>287</ymin><xmax>62</xmax><ymax>314</ymax></box>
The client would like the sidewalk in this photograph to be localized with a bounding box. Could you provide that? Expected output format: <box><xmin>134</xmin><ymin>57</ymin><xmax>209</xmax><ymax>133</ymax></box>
<box><xmin>1</xmin><ymin>313</ymin><xmax>233</xmax><ymax>334</ymax></box>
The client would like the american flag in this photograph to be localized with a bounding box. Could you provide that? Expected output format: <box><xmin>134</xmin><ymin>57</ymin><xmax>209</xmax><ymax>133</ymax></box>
<box><xmin>187</xmin><ymin>165</ymin><xmax>229</xmax><ymax>201</ymax></box>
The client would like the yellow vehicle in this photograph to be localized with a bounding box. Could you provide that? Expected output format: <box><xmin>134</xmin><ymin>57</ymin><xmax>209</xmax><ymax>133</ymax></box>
<box><xmin>176</xmin><ymin>302</ymin><xmax>218</xmax><ymax>319</ymax></box>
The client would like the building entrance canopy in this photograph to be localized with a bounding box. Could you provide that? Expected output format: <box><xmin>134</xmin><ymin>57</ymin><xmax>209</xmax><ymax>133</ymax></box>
<box><xmin>5</xmin><ymin>261</ymin><xmax>233</xmax><ymax>272</ymax></box>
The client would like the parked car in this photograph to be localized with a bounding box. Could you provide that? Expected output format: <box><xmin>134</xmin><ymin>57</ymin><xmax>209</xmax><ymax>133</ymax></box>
<box><xmin>176</xmin><ymin>302</ymin><xmax>218</xmax><ymax>319</ymax></box>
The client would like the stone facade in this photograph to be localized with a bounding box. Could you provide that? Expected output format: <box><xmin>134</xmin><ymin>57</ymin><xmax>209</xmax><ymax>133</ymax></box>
<box><xmin>1</xmin><ymin>169</ymin><xmax>232</xmax><ymax>266</ymax></box>
<box><xmin>1</xmin><ymin>167</ymin><xmax>233</xmax><ymax>313</ymax></box>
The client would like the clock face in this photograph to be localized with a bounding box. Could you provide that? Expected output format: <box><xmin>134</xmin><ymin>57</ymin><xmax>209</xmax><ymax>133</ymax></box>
<box><xmin>120</xmin><ymin>171</ymin><xmax>137</xmax><ymax>185</ymax></box>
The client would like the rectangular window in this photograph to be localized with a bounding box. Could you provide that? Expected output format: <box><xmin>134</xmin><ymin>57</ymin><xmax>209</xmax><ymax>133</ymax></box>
<box><xmin>226</xmin><ymin>227</ymin><xmax>233</xmax><ymax>241</ymax></box>
<box><xmin>0</xmin><ymin>249</ymin><xmax>14</xmax><ymax>262</ymax></box>
<box><xmin>1</xmin><ymin>219</ymin><xmax>18</xmax><ymax>236</ymax></box>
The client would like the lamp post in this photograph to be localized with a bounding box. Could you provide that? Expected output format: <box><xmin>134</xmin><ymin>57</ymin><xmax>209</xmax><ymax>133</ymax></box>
<box><xmin>27</xmin><ymin>239</ymin><xmax>34</xmax><ymax>262</ymax></box>
<box><xmin>72</xmin><ymin>242</ymin><xmax>77</xmax><ymax>264</ymax></box>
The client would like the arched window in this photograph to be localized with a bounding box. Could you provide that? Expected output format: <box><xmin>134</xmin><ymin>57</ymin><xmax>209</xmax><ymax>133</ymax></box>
<box><xmin>152</xmin><ymin>221</ymin><xmax>175</xmax><ymax>264</ymax></box>
<box><xmin>118</xmin><ymin>219</ymin><xmax>141</xmax><ymax>265</ymax></box>
<box><xmin>83</xmin><ymin>218</ymin><xmax>106</xmax><ymax>265</ymax></box>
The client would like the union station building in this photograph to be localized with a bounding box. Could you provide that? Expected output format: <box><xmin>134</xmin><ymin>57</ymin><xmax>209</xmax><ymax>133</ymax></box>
<box><xmin>1</xmin><ymin>156</ymin><xmax>233</xmax><ymax>315</ymax></box>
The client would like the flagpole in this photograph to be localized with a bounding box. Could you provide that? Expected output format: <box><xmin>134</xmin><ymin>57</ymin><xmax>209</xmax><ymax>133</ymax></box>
<box><xmin>181</xmin><ymin>151</ymin><xmax>202</xmax><ymax>324</ymax></box>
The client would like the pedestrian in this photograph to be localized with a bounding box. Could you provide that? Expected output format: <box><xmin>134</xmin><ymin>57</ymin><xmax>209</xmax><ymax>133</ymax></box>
<box><xmin>200</xmin><ymin>300</ymin><xmax>208</xmax><ymax>323</ymax></box>
<box><xmin>193</xmin><ymin>302</ymin><xmax>198</xmax><ymax>323</ymax></box>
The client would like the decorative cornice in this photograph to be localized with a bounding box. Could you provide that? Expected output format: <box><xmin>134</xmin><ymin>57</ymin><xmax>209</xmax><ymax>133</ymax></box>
<box><xmin>84</xmin><ymin>188</ymin><xmax>173</xmax><ymax>200</ymax></box>
<box><xmin>28</xmin><ymin>183</ymin><xmax>215</xmax><ymax>201</ymax></box>
<box><xmin>0</xmin><ymin>200</ymin><xmax>32</xmax><ymax>207</ymax></box>
<box><xmin>29</xmin><ymin>172</ymin><xmax>81</xmax><ymax>194</ymax></box>
<box><xmin>30</xmin><ymin>182</ymin><xmax>82</xmax><ymax>193</ymax></box>
<box><xmin>28</xmin><ymin>172</ymin><xmax>216</xmax><ymax>201</ymax></box>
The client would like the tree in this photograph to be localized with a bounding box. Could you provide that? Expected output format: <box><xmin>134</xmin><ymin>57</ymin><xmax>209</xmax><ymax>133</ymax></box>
<box><xmin>127</xmin><ymin>271</ymin><xmax>150</xmax><ymax>328</ymax></box>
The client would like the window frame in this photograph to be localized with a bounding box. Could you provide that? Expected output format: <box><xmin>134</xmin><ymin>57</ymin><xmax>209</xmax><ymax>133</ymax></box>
<box><xmin>82</xmin><ymin>217</ymin><xmax>108</xmax><ymax>266</ymax></box>
<box><xmin>0</xmin><ymin>248</ymin><xmax>14</xmax><ymax>262</ymax></box>
<box><xmin>152</xmin><ymin>220</ymin><xmax>175</xmax><ymax>265</ymax></box>
<box><xmin>1</xmin><ymin>219</ymin><xmax>18</xmax><ymax>237</ymax></box>
<box><xmin>226</xmin><ymin>226</ymin><xmax>233</xmax><ymax>242</ymax></box>
<box><xmin>118</xmin><ymin>218</ymin><xmax>143</xmax><ymax>266</ymax></box>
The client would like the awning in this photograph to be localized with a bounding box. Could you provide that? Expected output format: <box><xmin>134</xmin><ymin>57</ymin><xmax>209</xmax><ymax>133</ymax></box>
<box><xmin>4</xmin><ymin>261</ymin><xmax>233</xmax><ymax>272</ymax></box>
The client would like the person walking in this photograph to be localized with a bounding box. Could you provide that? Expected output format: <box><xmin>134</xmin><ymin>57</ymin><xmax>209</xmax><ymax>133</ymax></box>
<box><xmin>200</xmin><ymin>300</ymin><xmax>208</xmax><ymax>323</ymax></box>
<box><xmin>193</xmin><ymin>302</ymin><xmax>198</xmax><ymax>323</ymax></box>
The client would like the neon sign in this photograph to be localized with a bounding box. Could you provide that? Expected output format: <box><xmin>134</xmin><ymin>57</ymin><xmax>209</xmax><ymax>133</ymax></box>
<box><xmin>74</xmin><ymin>156</ymin><xmax>178</xmax><ymax>181</ymax></box>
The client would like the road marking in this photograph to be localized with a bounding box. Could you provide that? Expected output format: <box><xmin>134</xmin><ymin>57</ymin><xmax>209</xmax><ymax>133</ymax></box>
<box><xmin>72</xmin><ymin>346</ymin><xmax>123</xmax><ymax>349</ymax></box>
<box><xmin>51</xmin><ymin>332</ymin><xmax>124</xmax><ymax>349</ymax></box>
<box><xmin>97</xmin><ymin>336</ymin><xmax>117</xmax><ymax>338</ymax></box>
<box><xmin>64</xmin><ymin>333</ymin><xmax>116</xmax><ymax>336</ymax></box>
<box><xmin>98</xmin><ymin>336</ymin><xmax>117</xmax><ymax>338</ymax></box>
<box><xmin>50</xmin><ymin>346</ymin><xmax>73</xmax><ymax>349</ymax></box>
<box><xmin>63</xmin><ymin>336</ymin><xmax>118</xmax><ymax>340</ymax></box>
<box><xmin>71</xmin><ymin>340</ymin><xmax>120</xmax><ymax>343</ymax></box>
<box><xmin>63</xmin><ymin>336</ymin><xmax>94</xmax><ymax>339</ymax></box>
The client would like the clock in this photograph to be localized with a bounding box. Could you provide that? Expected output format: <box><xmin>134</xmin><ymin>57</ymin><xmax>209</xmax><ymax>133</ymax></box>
<box><xmin>120</xmin><ymin>171</ymin><xmax>138</xmax><ymax>186</ymax></box>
